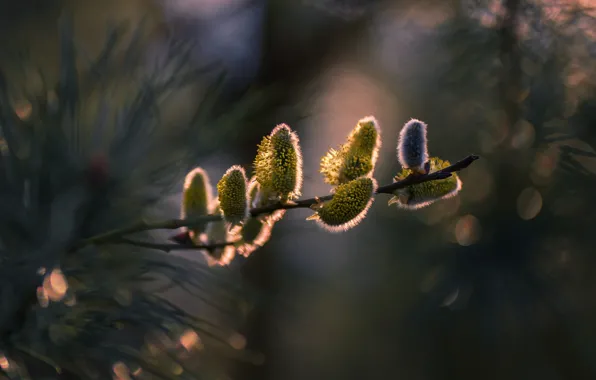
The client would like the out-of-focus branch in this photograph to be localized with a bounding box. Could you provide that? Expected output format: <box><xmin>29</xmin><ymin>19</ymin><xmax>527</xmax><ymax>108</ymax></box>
<box><xmin>498</xmin><ymin>0</ymin><xmax>522</xmax><ymax>130</ymax></box>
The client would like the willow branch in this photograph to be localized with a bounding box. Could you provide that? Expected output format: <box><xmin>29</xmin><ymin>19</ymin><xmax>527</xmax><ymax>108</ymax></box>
<box><xmin>114</xmin><ymin>237</ymin><xmax>236</xmax><ymax>253</ymax></box>
<box><xmin>250</xmin><ymin>154</ymin><xmax>479</xmax><ymax>214</ymax></box>
<box><xmin>71</xmin><ymin>215</ymin><xmax>222</xmax><ymax>251</ymax></box>
<box><xmin>73</xmin><ymin>154</ymin><xmax>479</xmax><ymax>251</ymax></box>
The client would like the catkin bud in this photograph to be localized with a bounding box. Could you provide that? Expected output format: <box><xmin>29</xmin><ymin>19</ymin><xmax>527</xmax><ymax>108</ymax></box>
<box><xmin>254</xmin><ymin>124</ymin><xmax>303</xmax><ymax>202</ymax></box>
<box><xmin>217</xmin><ymin>166</ymin><xmax>249</xmax><ymax>228</ymax></box>
<box><xmin>181</xmin><ymin>167</ymin><xmax>213</xmax><ymax>239</ymax></box>
<box><xmin>308</xmin><ymin>177</ymin><xmax>377</xmax><ymax>232</ymax></box>
<box><xmin>237</xmin><ymin>217</ymin><xmax>273</xmax><ymax>258</ymax></box>
<box><xmin>249</xmin><ymin>177</ymin><xmax>286</xmax><ymax>224</ymax></box>
<box><xmin>203</xmin><ymin>202</ymin><xmax>237</xmax><ymax>266</ymax></box>
<box><xmin>320</xmin><ymin>116</ymin><xmax>382</xmax><ymax>186</ymax></box>
<box><xmin>388</xmin><ymin>157</ymin><xmax>462</xmax><ymax>209</ymax></box>
<box><xmin>397</xmin><ymin>118</ymin><xmax>429</xmax><ymax>174</ymax></box>
<box><xmin>237</xmin><ymin>178</ymin><xmax>281</xmax><ymax>257</ymax></box>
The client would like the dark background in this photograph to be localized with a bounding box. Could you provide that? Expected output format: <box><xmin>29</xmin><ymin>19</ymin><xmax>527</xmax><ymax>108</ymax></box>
<box><xmin>1</xmin><ymin>0</ymin><xmax>596</xmax><ymax>379</ymax></box>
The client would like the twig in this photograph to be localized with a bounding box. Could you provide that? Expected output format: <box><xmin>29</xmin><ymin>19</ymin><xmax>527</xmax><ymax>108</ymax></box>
<box><xmin>250</xmin><ymin>154</ymin><xmax>479</xmax><ymax>215</ymax></box>
<box><xmin>115</xmin><ymin>237</ymin><xmax>235</xmax><ymax>253</ymax></box>
<box><xmin>72</xmin><ymin>154</ymin><xmax>479</xmax><ymax>251</ymax></box>
<box><xmin>71</xmin><ymin>215</ymin><xmax>221</xmax><ymax>251</ymax></box>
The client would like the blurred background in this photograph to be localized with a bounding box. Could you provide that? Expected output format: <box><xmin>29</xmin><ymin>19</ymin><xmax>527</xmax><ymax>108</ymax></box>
<box><xmin>2</xmin><ymin>0</ymin><xmax>596</xmax><ymax>379</ymax></box>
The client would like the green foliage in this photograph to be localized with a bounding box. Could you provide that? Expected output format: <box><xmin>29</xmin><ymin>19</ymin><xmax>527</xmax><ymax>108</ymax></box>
<box><xmin>254</xmin><ymin>124</ymin><xmax>303</xmax><ymax>202</ymax></box>
<box><xmin>389</xmin><ymin>157</ymin><xmax>462</xmax><ymax>209</ymax></box>
<box><xmin>308</xmin><ymin>177</ymin><xmax>377</xmax><ymax>232</ymax></box>
<box><xmin>320</xmin><ymin>116</ymin><xmax>381</xmax><ymax>186</ymax></box>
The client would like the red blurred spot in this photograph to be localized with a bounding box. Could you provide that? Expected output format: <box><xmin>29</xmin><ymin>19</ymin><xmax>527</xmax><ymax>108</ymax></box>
<box><xmin>87</xmin><ymin>154</ymin><xmax>109</xmax><ymax>187</ymax></box>
<box><xmin>170</xmin><ymin>231</ymin><xmax>193</xmax><ymax>245</ymax></box>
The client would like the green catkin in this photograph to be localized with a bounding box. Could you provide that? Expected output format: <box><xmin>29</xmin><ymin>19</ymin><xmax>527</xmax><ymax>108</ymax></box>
<box><xmin>320</xmin><ymin>116</ymin><xmax>381</xmax><ymax>186</ymax></box>
<box><xmin>181</xmin><ymin>167</ymin><xmax>213</xmax><ymax>240</ymax></box>
<box><xmin>254</xmin><ymin>124</ymin><xmax>303</xmax><ymax>202</ymax></box>
<box><xmin>397</xmin><ymin>118</ymin><xmax>429</xmax><ymax>174</ymax></box>
<box><xmin>203</xmin><ymin>202</ymin><xmax>237</xmax><ymax>266</ymax></box>
<box><xmin>389</xmin><ymin>157</ymin><xmax>462</xmax><ymax>209</ymax></box>
<box><xmin>217</xmin><ymin>165</ymin><xmax>249</xmax><ymax>228</ymax></box>
<box><xmin>237</xmin><ymin>178</ymin><xmax>282</xmax><ymax>257</ymax></box>
<box><xmin>308</xmin><ymin>177</ymin><xmax>377</xmax><ymax>232</ymax></box>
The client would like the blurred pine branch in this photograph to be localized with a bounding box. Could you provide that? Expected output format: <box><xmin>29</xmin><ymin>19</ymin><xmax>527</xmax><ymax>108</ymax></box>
<box><xmin>0</xmin><ymin>12</ymin><xmax>264</xmax><ymax>380</ymax></box>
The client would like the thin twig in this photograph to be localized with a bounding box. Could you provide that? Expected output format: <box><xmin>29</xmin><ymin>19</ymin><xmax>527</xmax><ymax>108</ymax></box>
<box><xmin>250</xmin><ymin>154</ymin><xmax>479</xmax><ymax>215</ymax></box>
<box><xmin>72</xmin><ymin>154</ymin><xmax>479</xmax><ymax>251</ymax></box>
<box><xmin>71</xmin><ymin>215</ymin><xmax>221</xmax><ymax>251</ymax></box>
<box><xmin>115</xmin><ymin>237</ymin><xmax>236</xmax><ymax>253</ymax></box>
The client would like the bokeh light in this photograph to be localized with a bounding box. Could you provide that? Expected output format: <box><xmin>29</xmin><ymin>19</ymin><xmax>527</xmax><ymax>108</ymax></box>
<box><xmin>455</xmin><ymin>214</ymin><xmax>482</xmax><ymax>246</ymax></box>
<box><xmin>462</xmin><ymin>161</ymin><xmax>493</xmax><ymax>203</ymax></box>
<box><xmin>13</xmin><ymin>102</ymin><xmax>32</xmax><ymax>120</ymax></box>
<box><xmin>42</xmin><ymin>268</ymin><xmax>68</xmax><ymax>302</ymax></box>
<box><xmin>516</xmin><ymin>187</ymin><xmax>543</xmax><ymax>220</ymax></box>
<box><xmin>179</xmin><ymin>329</ymin><xmax>202</xmax><ymax>351</ymax></box>
<box><xmin>112</xmin><ymin>361</ymin><xmax>132</xmax><ymax>380</ymax></box>
<box><xmin>229</xmin><ymin>332</ymin><xmax>247</xmax><ymax>350</ymax></box>
<box><xmin>36</xmin><ymin>286</ymin><xmax>49</xmax><ymax>308</ymax></box>
<box><xmin>0</xmin><ymin>355</ymin><xmax>10</xmax><ymax>370</ymax></box>
<box><xmin>510</xmin><ymin>119</ymin><xmax>536</xmax><ymax>150</ymax></box>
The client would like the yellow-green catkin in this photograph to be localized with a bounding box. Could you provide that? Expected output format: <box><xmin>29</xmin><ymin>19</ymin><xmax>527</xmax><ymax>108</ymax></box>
<box><xmin>254</xmin><ymin>124</ymin><xmax>303</xmax><ymax>202</ymax></box>
<box><xmin>203</xmin><ymin>201</ymin><xmax>237</xmax><ymax>266</ymax></box>
<box><xmin>181</xmin><ymin>167</ymin><xmax>213</xmax><ymax>240</ymax></box>
<box><xmin>320</xmin><ymin>116</ymin><xmax>381</xmax><ymax>186</ymax></box>
<box><xmin>308</xmin><ymin>177</ymin><xmax>377</xmax><ymax>232</ymax></box>
<box><xmin>397</xmin><ymin>118</ymin><xmax>428</xmax><ymax>174</ymax></box>
<box><xmin>249</xmin><ymin>176</ymin><xmax>286</xmax><ymax>224</ymax></box>
<box><xmin>217</xmin><ymin>165</ymin><xmax>249</xmax><ymax>228</ymax></box>
<box><xmin>389</xmin><ymin>157</ymin><xmax>462</xmax><ymax>209</ymax></box>
<box><xmin>237</xmin><ymin>178</ymin><xmax>280</xmax><ymax>258</ymax></box>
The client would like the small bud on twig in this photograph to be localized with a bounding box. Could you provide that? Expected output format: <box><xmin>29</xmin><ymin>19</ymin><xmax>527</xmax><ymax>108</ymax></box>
<box><xmin>388</xmin><ymin>157</ymin><xmax>462</xmax><ymax>209</ymax></box>
<box><xmin>181</xmin><ymin>167</ymin><xmax>213</xmax><ymax>240</ymax></box>
<box><xmin>217</xmin><ymin>165</ymin><xmax>250</xmax><ymax>229</ymax></box>
<box><xmin>397</xmin><ymin>118</ymin><xmax>429</xmax><ymax>174</ymax></box>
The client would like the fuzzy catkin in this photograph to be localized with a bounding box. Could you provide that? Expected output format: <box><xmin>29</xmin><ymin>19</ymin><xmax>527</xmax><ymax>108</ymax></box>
<box><xmin>236</xmin><ymin>178</ymin><xmax>280</xmax><ymax>257</ymax></box>
<box><xmin>311</xmin><ymin>177</ymin><xmax>377</xmax><ymax>232</ymax></box>
<box><xmin>320</xmin><ymin>116</ymin><xmax>381</xmax><ymax>186</ymax></box>
<box><xmin>203</xmin><ymin>201</ymin><xmax>237</xmax><ymax>266</ymax></box>
<box><xmin>217</xmin><ymin>165</ymin><xmax>249</xmax><ymax>227</ymax></box>
<box><xmin>389</xmin><ymin>157</ymin><xmax>462</xmax><ymax>209</ymax></box>
<box><xmin>254</xmin><ymin>124</ymin><xmax>303</xmax><ymax>202</ymax></box>
<box><xmin>181</xmin><ymin>167</ymin><xmax>213</xmax><ymax>238</ymax></box>
<box><xmin>397</xmin><ymin>118</ymin><xmax>428</xmax><ymax>173</ymax></box>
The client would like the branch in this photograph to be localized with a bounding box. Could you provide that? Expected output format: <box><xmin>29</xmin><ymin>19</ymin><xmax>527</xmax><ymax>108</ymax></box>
<box><xmin>71</xmin><ymin>215</ymin><xmax>221</xmax><ymax>252</ymax></box>
<box><xmin>115</xmin><ymin>237</ymin><xmax>236</xmax><ymax>253</ymax></box>
<box><xmin>250</xmin><ymin>154</ymin><xmax>479</xmax><ymax>214</ymax></box>
<box><xmin>71</xmin><ymin>154</ymin><xmax>479</xmax><ymax>251</ymax></box>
